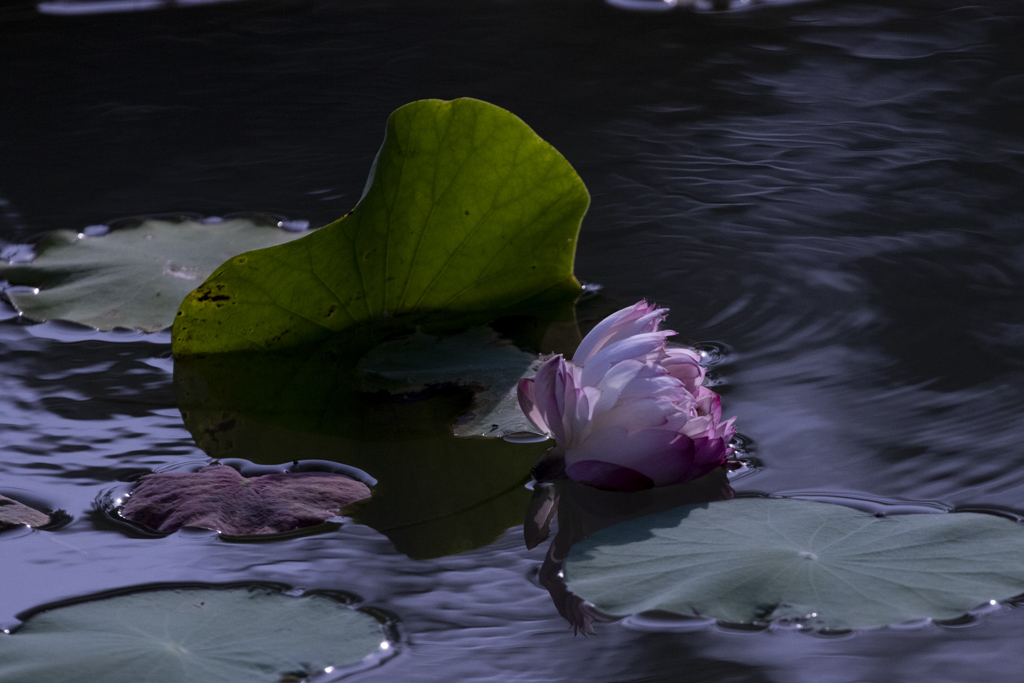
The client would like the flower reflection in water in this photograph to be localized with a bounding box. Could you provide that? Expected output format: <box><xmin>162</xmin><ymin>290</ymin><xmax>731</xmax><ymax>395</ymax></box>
<box><xmin>526</xmin><ymin>470</ymin><xmax>734</xmax><ymax>634</ymax></box>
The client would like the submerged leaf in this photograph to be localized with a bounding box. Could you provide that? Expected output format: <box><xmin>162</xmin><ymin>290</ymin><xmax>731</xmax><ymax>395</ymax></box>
<box><xmin>174</xmin><ymin>338</ymin><xmax>550</xmax><ymax>559</ymax></box>
<box><xmin>565</xmin><ymin>497</ymin><xmax>1024</xmax><ymax>630</ymax></box>
<box><xmin>0</xmin><ymin>495</ymin><xmax>50</xmax><ymax>530</ymax></box>
<box><xmin>0</xmin><ymin>217</ymin><xmax>308</xmax><ymax>332</ymax></box>
<box><xmin>172</xmin><ymin>98</ymin><xmax>589</xmax><ymax>355</ymax></box>
<box><xmin>120</xmin><ymin>465</ymin><xmax>371</xmax><ymax>535</ymax></box>
<box><xmin>0</xmin><ymin>587</ymin><xmax>386</xmax><ymax>683</ymax></box>
<box><xmin>356</xmin><ymin>326</ymin><xmax>545</xmax><ymax>438</ymax></box>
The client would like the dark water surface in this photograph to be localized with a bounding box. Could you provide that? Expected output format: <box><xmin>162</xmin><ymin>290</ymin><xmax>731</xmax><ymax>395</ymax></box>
<box><xmin>2</xmin><ymin>0</ymin><xmax>1024</xmax><ymax>681</ymax></box>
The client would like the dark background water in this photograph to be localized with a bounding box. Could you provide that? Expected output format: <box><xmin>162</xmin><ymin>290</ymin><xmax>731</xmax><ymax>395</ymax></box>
<box><xmin>2</xmin><ymin>0</ymin><xmax>1024</xmax><ymax>681</ymax></box>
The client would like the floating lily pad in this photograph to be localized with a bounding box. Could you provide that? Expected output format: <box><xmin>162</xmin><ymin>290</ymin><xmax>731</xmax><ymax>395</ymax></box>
<box><xmin>172</xmin><ymin>98</ymin><xmax>590</xmax><ymax>356</ymax></box>
<box><xmin>356</xmin><ymin>327</ymin><xmax>544</xmax><ymax>438</ymax></box>
<box><xmin>120</xmin><ymin>465</ymin><xmax>371</xmax><ymax>535</ymax></box>
<box><xmin>0</xmin><ymin>587</ymin><xmax>386</xmax><ymax>683</ymax></box>
<box><xmin>565</xmin><ymin>497</ymin><xmax>1024</xmax><ymax>630</ymax></box>
<box><xmin>0</xmin><ymin>495</ymin><xmax>50</xmax><ymax>530</ymax></box>
<box><xmin>0</xmin><ymin>217</ymin><xmax>309</xmax><ymax>332</ymax></box>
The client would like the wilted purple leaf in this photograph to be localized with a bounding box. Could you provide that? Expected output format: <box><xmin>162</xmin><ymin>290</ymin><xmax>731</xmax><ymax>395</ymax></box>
<box><xmin>120</xmin><ymin>465</ymin><xmax>371</xmax><ymax>535</ymax></box>
<box><xmin>0</xmin><ymin>494</ymin><xmax>50</xmax><ymax>529</ymax></box>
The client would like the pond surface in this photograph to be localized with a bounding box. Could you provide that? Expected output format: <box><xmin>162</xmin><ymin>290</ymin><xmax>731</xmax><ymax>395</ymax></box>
<box><xmin>2</xmin><ymin>0</ymin><xmax>1024</xmax><ymax>680</ymax></box>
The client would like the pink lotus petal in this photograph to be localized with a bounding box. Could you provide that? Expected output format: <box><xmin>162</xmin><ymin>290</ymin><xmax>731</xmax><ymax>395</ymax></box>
<box><xmin>529</xmin><ymin>356</ymin><xmax>569</xmax><ymax>442</ymax></box>
<box><xmin>579</xmin><ymin>330</ymin><xmax>675</xmax><ymax>387</ymax></box>
<box><xmin>518</xmin><ymin>300</ymin><xmax>737</xmax><ymax>491</ymax></box>
<box><xmin>565</xmin><ymin>426</ymin><xmax>698</xmax><ymax>486</ymax></box>
<box><xmin>571</xmin><ymin>300</ymin><xmax>665</xmax><ymax>365</ymax></box>
<box><xmin>564</xmin><ymin>460</ymin><xmax>654</xmax><ymax>492</ymax></box>
<box><xmin>517</xmin><ymin>377</ymin><xmax>551</xmax><ymax>436</ymax></box>
<box><xmin>661</xmin><ymin>348</ymin><xmax>706</xmax><ymax>395</ymax></box>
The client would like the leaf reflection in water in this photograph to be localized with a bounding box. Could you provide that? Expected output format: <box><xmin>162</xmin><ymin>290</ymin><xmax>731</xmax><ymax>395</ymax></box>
<box><xmin>174</xmin><ymin>313</ymin><xmax>577</xmax><ymax>559</ymax></box>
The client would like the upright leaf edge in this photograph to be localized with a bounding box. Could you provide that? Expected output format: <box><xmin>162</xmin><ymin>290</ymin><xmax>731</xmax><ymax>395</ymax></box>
<box><xmin>172</xmin><ymin>98</ymin><xmax>589</xmax><ymax>357</ymax></box>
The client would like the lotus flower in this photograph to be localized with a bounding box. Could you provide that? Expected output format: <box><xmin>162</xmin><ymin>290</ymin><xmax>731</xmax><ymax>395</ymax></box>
<box><xmin>518</xmin><ymin>301</ymin><xmax>736</xmax><ymax>491</ymax></box>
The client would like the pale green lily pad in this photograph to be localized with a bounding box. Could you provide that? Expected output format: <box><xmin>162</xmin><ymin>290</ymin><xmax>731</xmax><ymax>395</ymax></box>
<box><xmin>565</xmin><ymin>497</ymin><xmax>1024</xmax><ymax>630</ymax></box>
<box><xmin>0</xmin><ymin>218</ymin><xmax>309</xmax><ymax>332</ymax></box>
<box><xmin>0</xmin><ymin>587</ymin><xmax>386</xmax><ymax>683</ymax></box>
<box><xmin>356</xmin><ymin>327</ymin><xmax>544</xmax><ymax>437</ymax></box>
<box><xmin>172</xmin><ymin>98</ymin><xmax>589</xmax><ymax>356</ymax></box>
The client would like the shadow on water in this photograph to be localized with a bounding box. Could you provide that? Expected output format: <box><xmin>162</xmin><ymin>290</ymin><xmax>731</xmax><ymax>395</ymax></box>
<box><xmin>172</xmin><ymin>313</ymin><xmax>578</xmax><ymax>559</ymax></box>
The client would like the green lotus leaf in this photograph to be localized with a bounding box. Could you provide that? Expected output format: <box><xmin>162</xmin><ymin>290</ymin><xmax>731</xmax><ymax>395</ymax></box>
<box><xmin>0</xmin><ymin>218</ymin><xmax>309</xmax><ymax>332</ymax></box>
<box><xmin>565</xmin><ymin>497</ymin><xmax>1024</xmax><ymax>630</ymax></box>
<box><xmin>0</xmin><ymin>587</ymin><xmax>386</xmax><ymax>683</ymax></box>
<box><xmin>171</xmin><ymin>98</ymin><xmax>589</xmax><ymax>356</ymax></box>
